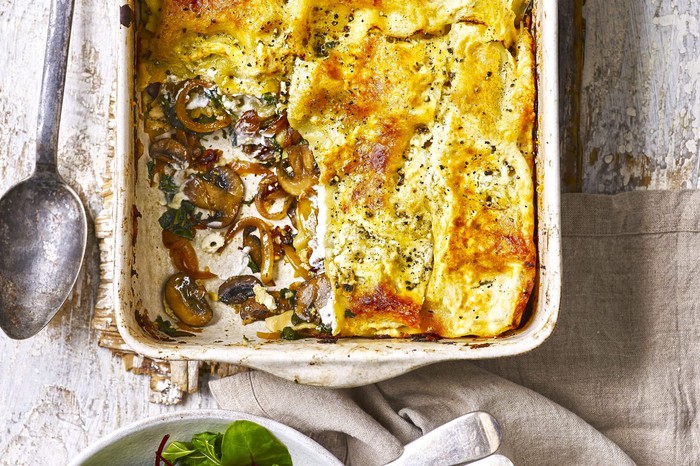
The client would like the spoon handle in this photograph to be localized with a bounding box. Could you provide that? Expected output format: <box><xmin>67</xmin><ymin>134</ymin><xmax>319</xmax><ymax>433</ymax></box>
<box><xmin>35</xmin><ymin>0</ymin><xmax>75</xmax><ymax>171</ymax></box>
<box><xmin>383</xmin><ymin>412</ymin><xmax>502</xmax><ymax>466</ymax></box>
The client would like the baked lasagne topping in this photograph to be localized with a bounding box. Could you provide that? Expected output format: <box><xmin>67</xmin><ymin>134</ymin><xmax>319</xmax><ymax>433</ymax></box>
<box><xmin>137</xmin><ymin>0</ymin><xmax>536</xmax><ymax>340</ymax></box>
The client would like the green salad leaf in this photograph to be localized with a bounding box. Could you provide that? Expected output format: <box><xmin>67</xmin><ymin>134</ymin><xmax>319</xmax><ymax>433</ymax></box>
<box><xmin>221</xmin><ymin>420</ymin><xmax>292</xmax><ymax>466</ymax></box>
<box><xmin>162</xmin><ymin>441</ymin><xmax>196</xmax><ymax>461</ymax></box>
<box><xmin>159</xmin><ymin>420</ymin><xmax>292</xmax><ymax>466</ymax></box>
<box><xmin>191</xmin><ymin>432</ymin><xmax>223</xmax><ymax>465</ymax></box>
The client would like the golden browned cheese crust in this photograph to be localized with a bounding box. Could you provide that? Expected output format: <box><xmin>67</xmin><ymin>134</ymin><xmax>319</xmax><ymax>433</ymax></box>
<box><xmin>140</xmin><ymin>0</ymin><xmax>536</xmax><ymax>338</ymax></box>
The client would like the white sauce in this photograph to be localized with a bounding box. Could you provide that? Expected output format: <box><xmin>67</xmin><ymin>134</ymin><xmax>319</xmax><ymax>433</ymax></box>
<box><xmin>200</xmin><ymin>231</ymin><xmax>225</xmax><ymax>253</ymax></box>
<box><xmin>308</xmin><ymin>186</ymin><xmax>327</xmax><ymax>270</ymax></box>
<box><xmin>309</xmin><ymin>184</ymin><xmax>337</xmax><ymax>332</ymax></box>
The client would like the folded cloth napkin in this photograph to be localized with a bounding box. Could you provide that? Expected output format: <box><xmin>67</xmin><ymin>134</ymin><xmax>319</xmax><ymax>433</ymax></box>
<box><xmin>210</xmin><ymin>190</ymin><xmax>700</xmax><ymax>466</ymax></box>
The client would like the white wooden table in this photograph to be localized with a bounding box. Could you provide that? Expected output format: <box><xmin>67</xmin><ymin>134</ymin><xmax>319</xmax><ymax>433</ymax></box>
<box><xmin>0</xmin><ymin>0</ymin><xmax>696</xmax><ymax>463</ymax></box>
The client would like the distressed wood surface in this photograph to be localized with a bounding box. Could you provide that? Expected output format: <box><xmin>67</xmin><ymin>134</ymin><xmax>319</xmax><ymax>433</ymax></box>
<box><xmin>0</xmin><ymin>0</ymin><xmax>697</xmax><ymax>463</ymax></box>
<box><xmin>0</xmin><ymin>2</ymin><xmax>217</xmax><ymax>465</ymax></box>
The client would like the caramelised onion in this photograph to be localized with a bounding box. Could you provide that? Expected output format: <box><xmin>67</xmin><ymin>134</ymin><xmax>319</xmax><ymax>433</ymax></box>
<box><xmin>219</xmin><ymin>217</ymin><xmax>275</xmax><ymax>285</ymax></box>
<box><xmin>162</xmin><ymin>230</ymin><xmax>216</xmax><ymax>280</ymax></box>
<box><xmin>175</xmin><ymin>79</ymin><xmax>231</xmax><ymax>133</ymax></box>
<box><xmin>241</xmin><ymin>140</ymin><xmax>279</xmax><ymax>163</ymax></box>
<box><xmin>163</xmin><ymin>272</ymin><xmax>213</xmax><ymax>327</ymax></box>
<box><xmin>234</xmin><ymin>110</ymin><xmax>261</xmax><ymax>136</ymax></box>
<box><xmin>183</xmin><ymin>166</ymin><xmax>244</xmax><ymax>228</ymax></box>
<box><xmin>292</xmin><ymin>195</ymin><xmax>316</xmax><ymax>255</ymax></box>
<box><xmin>259</xmin><ymin>112</ymin><xmax>288</xmax><ymax>137</ymax></box>
<box><xmin>282</xmin><ymin>245</ymin><xmax>311</xmax><ymax>280</ymax></box>
<box><xmin>275</xmin><ymin>124</ymin><xmax>303</xmax><ymax>149</ymax></box>
<box><xmin>229</xmin><ymin>159</ymin><xmax>273</xmax><ymax>176</ymax></box>
<box><xmin>255</xmin><ymin>174</ymin><xmax>294</xmax><ymax>220</ymax></box>
<box><xmin>277</xmin><ymin>144</ymin><xmax>318</xmax><ymax>197</ymax></box>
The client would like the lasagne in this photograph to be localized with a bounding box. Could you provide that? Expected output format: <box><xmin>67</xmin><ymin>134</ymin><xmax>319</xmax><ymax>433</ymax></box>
<box><xmin>137</xmin><ymin>0</ymin><xmax>536</xmax><ymax>339</ymax></box>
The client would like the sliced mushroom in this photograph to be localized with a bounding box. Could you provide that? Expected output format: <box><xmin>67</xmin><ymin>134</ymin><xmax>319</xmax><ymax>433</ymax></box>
<box><xmin>183</xmin><ymin>166</ymin><xmax>244</xmax><ymax>228</ymax></box>
<box><xmin>239</xmin><ymin>297</ymin><xmax>277</xmax><ymax>325</ymax></box>
<box><xmin>163</xmin><ymin>272</ymin><xmax>213</xmax><ymax>327</ymax></box>
<box><xmin>150</xmin><ymin>138</ymin><xmax>189</xmax><ymax>166</ymax></box>
<box><xmin>295</xmin><ymin>274</ymin><xmax>331</xmax><ymax>323</ymax></box>
<box><xmin>218</xmin><ymin>275</ymin><xmax>262</xmax><ymax>305</ymax></box>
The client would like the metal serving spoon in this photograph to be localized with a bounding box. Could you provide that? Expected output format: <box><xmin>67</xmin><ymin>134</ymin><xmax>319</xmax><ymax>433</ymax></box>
<box><xmin>0</xmin><ymin>0</ymin><xmax>86</xmax><ymax>340</ymax></box>
<box><xmin>384</xmin><ymin>411</ymin><xmax>504</xmax><ymax>466</ymax></box>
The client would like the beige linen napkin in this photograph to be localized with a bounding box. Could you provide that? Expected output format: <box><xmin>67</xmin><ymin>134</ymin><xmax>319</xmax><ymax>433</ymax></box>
<box><xmin>210</xmin><ymin>190</ymin><xmax>700</xmax><ymax>465</ymax></box>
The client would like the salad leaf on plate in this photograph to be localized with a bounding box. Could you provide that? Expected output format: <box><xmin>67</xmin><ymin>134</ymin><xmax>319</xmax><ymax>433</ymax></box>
<box><xmin>159</xmin><ymin>420</ymin><xmax>292</xmax><ymax>466</ymax></box>
<box><xmin>221</xmin><ymin>420</ymin><xmax>292</xmax><ymax>466</ymax></box>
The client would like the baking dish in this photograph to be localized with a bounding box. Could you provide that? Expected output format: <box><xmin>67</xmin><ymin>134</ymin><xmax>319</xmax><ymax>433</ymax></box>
<box><xmin>113</xmin><ymin>0</ymin><xmax>561</xmax><ymax>387</ymax></box>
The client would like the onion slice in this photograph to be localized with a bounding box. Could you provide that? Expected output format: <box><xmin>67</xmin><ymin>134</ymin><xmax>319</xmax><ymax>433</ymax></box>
<box><xmin>162</xmin><ymin>230</ymin><xmax>216</xmax><ymax>279</ymax></box>
<box><xmin>219</xmin><ymin>217</ymin><xmax>275</xmax><ymax>285</ymax></box>
<box><xmin>277</xmin><ymin>144</ymin><xmax>318</xmax><ymax>197</ymax></box>
<box><xmin>175</xmin><ymin>79</ymin><xmax>231</xmax><ymax>133</ymax></box>
<box><xmin>255</xmin><ymin>175</ymin><xmax>294</xmax><ymax>220</ymax></box>
<box><xmin>282</xmin><ymin>245</ymin><xmax>311</xmax><ymax>280</ymax></box>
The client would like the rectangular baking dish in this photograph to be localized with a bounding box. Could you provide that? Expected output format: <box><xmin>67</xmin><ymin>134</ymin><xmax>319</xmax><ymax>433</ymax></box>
<box><xmin>113</xmin><ymin>0</ymin><xmax>561</xmax><ymax>387</ymax></box>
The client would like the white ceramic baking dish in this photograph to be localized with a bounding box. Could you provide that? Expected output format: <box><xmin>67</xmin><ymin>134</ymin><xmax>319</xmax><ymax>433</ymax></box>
<box><xmin>113</xmin><ymin>0</ymin><xmax>561</xmax><ymax>387</ymax></box>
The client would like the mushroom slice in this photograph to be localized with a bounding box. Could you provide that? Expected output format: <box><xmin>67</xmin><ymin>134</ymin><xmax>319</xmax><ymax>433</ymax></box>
<box><xmin>294</xmin><ymin>274</ymin><xmax>331</xmax><ymax>324</ymax></box>
<box><xmin>150</xmin><ymin>138</ymin><xmax>189</xmax><ymax>166</ymax></box>
<box><xmin>218</xmin><ymin>275</ymin><xmax>262</xmax><ymax>305</ymax></box>
<box><xmin>163</xmin><ymin>272</ymin><xmax>213</xmax><ymax>327</ymax></box>
<box><xmin>239</xmin><ymin>297</ymin><xmax>278</xmax><ymax>325</ymax></box>
<box><xmin>183</xmin><ymin>166</ymin><xmax>244</xmax><ymax>228</ymax></box>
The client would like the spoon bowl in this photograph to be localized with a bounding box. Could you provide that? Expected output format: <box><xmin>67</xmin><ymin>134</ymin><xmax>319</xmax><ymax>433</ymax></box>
<box><xmin>0</xmin><ymin>171</ymin><xmax>86</xmax><ymax>339</ymax></box>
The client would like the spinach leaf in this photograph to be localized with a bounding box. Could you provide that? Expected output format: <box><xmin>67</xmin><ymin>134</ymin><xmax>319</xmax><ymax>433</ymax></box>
<box><xmin>191</xmin><ymin>432</ymin><xmax>223</xmax><ymax>465</ymax></box>
<box><xmin>247</xmin><ymin>256</ymin><xmax>260</xmax><ymax>273</ymax></box>
<box><xmin>177</xmin><ymin>452</ymin><xmax>220</xmax><ymax>466</ymax></box>
<box><xmin>155</xmin><ymin>315</ymin><xmax>195</xmax><ymax>338</ymax></box>
<box><xmin>220</xmin><ymin>420</ymin><xmax>292</xmax><ymax>466</ymax></box>
<box><xmin>162</xmin><ymin>441</ymin><xmax>196</xmax><ymax>462</ymax></box>
<box><xmin>158</xmin><ymin>174</ymin><xmax>180</xmax><ymax>203</ymax></box>
<box><xmin>159</xmin><ymin>200</ymin><xmax>201</xmax><ymax>240</ymax></box>
<box><xmin>147</xmin><ymin>159</ymin><xmax>156</xmax><ymax>185</ymax></box>
<box><xmin>157</xmin><ymin>90</ymin><xmax>186</xmax><ymax>131</ymax></box>
<box><xmin>280</xmin><ymin>327</ymin><xmax>300</xmax><ymax>341</ymax></box>
<box><xmin>162</xmin><ymin>432</ymin><xmax>223</xmax><ymax>466</ymax></box>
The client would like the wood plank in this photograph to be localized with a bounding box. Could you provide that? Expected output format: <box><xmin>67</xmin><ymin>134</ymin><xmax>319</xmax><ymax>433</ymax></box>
<box><xmin>579</xmin><ymin>0</ymin><xmax>700</xmax><ymax>192</ymax></box>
